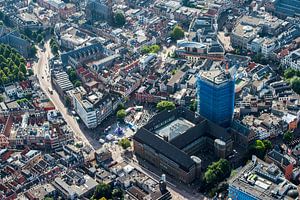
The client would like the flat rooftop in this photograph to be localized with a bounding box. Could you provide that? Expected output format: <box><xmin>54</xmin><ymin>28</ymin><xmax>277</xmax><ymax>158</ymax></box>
<box><xmin>155</xmin><ymin>117</ymin><xmax>195</xmax><ymax>141</ymax></box>
<box><xmin>229</xmin><ymin>157</ymin><xmax>298</xmax><ymax>200</ymax></box>
<box><xmin>199</xmin><ymin>68</ymin><xmax>233</xmax><ymax>85</ymax></box>
<box><xmin>134</xmin><ymin>107</ymin><xmax>232</xmax><ymax>172</ymax></box>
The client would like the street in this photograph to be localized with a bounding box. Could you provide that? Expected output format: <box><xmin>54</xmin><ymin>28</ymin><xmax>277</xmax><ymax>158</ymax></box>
<box><xmin>32</xmin><ymin>42</ymin><xmax>207</xmax><ymax>200</ymax></box>
<box><xmin>32</xmin><ymin>41</ymin><xmax>99</xmax><ymax>150</ymax></box>
<box><xmin>218</xmin><ymin>31</ymin><xmax>233</xmax><ymax>52</ymax></box>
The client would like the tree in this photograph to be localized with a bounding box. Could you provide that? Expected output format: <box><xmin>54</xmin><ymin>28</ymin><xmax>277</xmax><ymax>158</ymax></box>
<box><xmin>32</xmin><ymin>31</ymin><xmax>37</xmax><ymax>40</ymax></box>
<box><xmin>118</xmin><ymin>138</ymin><xmax>131</xmax><ymax>149</ymax></box>
<box><xmin>18</xmin><ymin>71</ymin><xmax>24</xmax><ymax>81</ymax></box>
<box><xmin>74</xmin><ymin>80</ymin><xmax>82</xmax><ymax>87</ymax></box>
<box><xmin>114</xmin><ymin>11</ymin><xmax>126</xmax><ymax>27</ymax></box>
<box><xmin>156</xmin><ymin>101</ymin><xmax>175</xmax><ymax>111</ymax></box>
<box><xmin>51</xmin><ymin>44</ymin><xmax>59</xmax><ymax>55</ymax></box>
<box><xmin>283</xmin><ymin>131</ymin><xmax>294</xmax><ymax>143</ymax></box>
<box><xmin>4</xmin><ymin>48</ymin><xmax>11</xmax><ymax>58</ymax></box>
<box><xmin>2</xmin><ymin>75</ymin><xmax>8</xmax><ymax>84</ymax></box>
<box><xmin>13</xmin><ymin>56</ymin><xmax>20</xmax><ymax>66</ymax></box>
<box><xmin>262</xmin><ymin>140</ymin><xmax>272</xmax><ymax>150</ymax></box>
<box><xmin>24</xmin><ymin>28</ymin><xmax>32</xmax><ymax>38</ymax></box>
<box><xmin>141</xmin><ymin>45</ymin><xmax>160</xmax><ymax>54</ymax></box>
<box><xmin>0</xmin><ymin>44</ymin><xmax>28</xmax><ymax>82</ymax></box>
<box><xmin>37</xmin><ymin>34</ymin><xmax>43</xmax><ymax>43</ymax></box>
<box><xmin>171</xmin><ymin>25</ymin><xmax>185</xmax><ymax>40</ymax></box>
<box><xmin>28</xmin><ymin>69</ymin><xmax>34</xmax><ymax>76</ymax></box>
<box><xmin>116</xmin><ymin>109</ymin><xmax>126</xmax><ymax>120</ymax></box>
<box><xmin>0</xmin><ymin>55</ymin><xmax>6</xmax><ymax>64</ymax></box>
<box><xmin>284</xmin><ymin>68</ymin><xmax>297</xmax><ymax>80</ymax></box>
<box><xmin>253</xmin><ymin>53</ymin><xmax>263</xmax><ymax>63</ymax></box>
<box><xmin>204</xmin><ymin>159</ymin><xmax>231</xmax><ymax>185</ymax></box>
<box><xmin>92</xmin><ymin>183</ymin><xmax>112</xmax><ymax>199</ymax></box>
<box><xmin>29</xmin><ymin>45</ymin><xmax>37</xmax><ymax>58</ymax></box>
<box><xmin>290</xmin><ymin>77</ymin><xmax>300</xmax><ymax>94</ymax></box>
<box><xmin>0</xmin><ymin>95</ymin><xmax>4</xmax><ymax>102</ymax></box>
<box><xmin>190</xmin><ymin>99</ymin><xmax>197</xmax><ymax>112</ymax></box>
<box><xmin>116</xmin><ymin>103</ymin><xmax>125</xmax><ymax>111</ymax></box>
<box><xmin>20</xmin><ymin>63</ymin><xmax>27</xmax><ymax>74</ymax></box>
<box><xmin>148</xmin><ymin>44</ymin><xmax>160</xmax><ymax>53</ymax></box>
<box><xmin>204</xmin><ymin>168</ymin><xmax>218</xmax><ymax>184</ymax></box>
<box><xmin>3</xmin><ymin>15</ymin><xmax>12</xmax><ymax>27</ymax></box>
<box><xmin>250</xmin><ymin>140</ymin><xmax>266</xmax><ymax>159</ymax></box>
<box><xmin>249</xmin><ymin>139</ymin><xmax>272</xmax><ymax>159</ymax></box>
<box><xmin>112</xmin><ymin>189</ymin><xmax>123</xmax><ymax>199</ymax></box>
<box><xmin>65</xmin><ymin>96</ymin><xmax>71</xmax><ymax>108</ymax></box>
<box><xmin>3</xmin><ymin>67</ymin><xmax>9</xmax><ymax>75</ymax></box>
<box><xmin>68</xmin><ymin>69</ymin><xmax>77</xmax><ymax>82</ymax></box>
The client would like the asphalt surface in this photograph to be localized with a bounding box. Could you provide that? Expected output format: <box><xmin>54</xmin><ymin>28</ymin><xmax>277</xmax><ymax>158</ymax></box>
<box><xmin>32</xmin><ymin>41</ymin><xmax>99</xmax><ymax>151</ymax></box>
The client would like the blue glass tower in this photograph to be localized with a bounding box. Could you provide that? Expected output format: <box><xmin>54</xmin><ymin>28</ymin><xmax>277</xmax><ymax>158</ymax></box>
<box><xmin>275</xmin><ymin>0</ymin><xmax>300</xmax><ymax>17</ymax></box>
<box><xmin>197</xmin><ymin>69</ymin><xmax>235</xmax><ymax>127</ymax></box>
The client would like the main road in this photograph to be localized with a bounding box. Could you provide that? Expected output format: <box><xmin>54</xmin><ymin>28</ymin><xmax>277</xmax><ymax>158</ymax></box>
<box><xmin>32</xmin><ymin>41</ymin><xmax>99</xmax><ymax>150</ymax></box>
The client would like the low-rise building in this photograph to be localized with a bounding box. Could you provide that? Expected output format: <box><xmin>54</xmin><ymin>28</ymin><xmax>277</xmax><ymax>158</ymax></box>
<box><xmin>52</xmin><ymin>71</ymin><xmax>74</xmax><ymax>97</ymax></box>
<box><xmin>72</xmin><ymin>90</ymin><xmax>120</xmax><ymax>129</ymax></box>
<box><xmin>228</xmin><ymin>156</ymin><xmax>299</xmax><ymax>200</ymax></box>
<box><xmin>231</xmin><ymin>16</ymin><xmax>262</xmax><ymax>49</ymax></box>
<box><xmin>175</xmin><ymin>40</ymin><xmax>224</xmax><ymax>62</ymax></box>
<box><xmin>265</xmin><ymin>149</ymin><xmax>295</xmax><ymax>180</ymax></box>
<box><xmin>52</xmin><ymin>171</ymin><xmax>97</xmax><ymax>199</ymax></box>
<box><xmin>282</xmin><ymin>48</ymin><xmax>300</xmax><ymax>70</ymax></box>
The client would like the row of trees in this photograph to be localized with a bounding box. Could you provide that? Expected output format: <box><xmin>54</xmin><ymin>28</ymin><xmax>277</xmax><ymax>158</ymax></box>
<box><xmin>252</xmin><ymin>53</ymin><xmax>268</xmax><ymax>65</ymax></box>
<box><xmin>116</xmin><ymin>100</ymin><xmax>176</xmax><ymax>119</ymax></box>
<box><xmin>118</xmin><ymin>138</ymin><xmax>131</xmax><ymax>149</ymax></box>
<box><xmin>67</xmin><ymin>68</ymin><xmax>82</xmax><ymax>87</ymax></box>
<box><xmin>116</xmin><ymin>103</ymin><xmax>126</xmax><ymax>120</ymax></box>
<box><xmin>141</xmin><ymin>44</ymin><xmax>160</xmax><ymax>54</ymax></box>
<box><xmin>114</xmin><ymin>11</ymin><xmax>126</xmax><ymax>27</ymax></box>
<box><xmin>171</xmin><ymin>25</ymin><xmax>185</xmax><ymax>40</ymax></box>
<box><xmin>117</xmin><ymin>109</ymin><xmax>126</xmax><ymax>120</ymax></box>
<box><xmin>248</xmin><ymin>139</ymin><xmax>272</xmax><ymax>159</ymax></box>
<box><xmin>204</xmin><ymin>159</ymin><xmax>231</xmax><ymax>185</ymax></box>
<box><xmin>0</xmin><ymin>44</ymin><xmax>28</xmax><ymax>84</ymax></box>
<box><xmin>22</xmin><ymin>28</ymin><xmax>46</xmax><ymax>44</ymax></box>
<box><xmin>65</xmin><ymin>68</ymin><xmax>79</xmax><ymax>108</ymax></box>
<box><xmin>50</xmin><ymin>38</ymin><xmax>59</xmax><ymax>56</ymax></box>
<box><xmin>91</xmin><ymin>183</ymin><xmax>123</xmax><ymax>200</ymax></box>
<box><xmin>283</xmin><ymin>130</ymin><xmax>294</xmax><ymax>143</ymax></box>
<box><xmin>156</xmin><ymin>100</ymin><xmax>175</xmax><ymax>111</ymax></box>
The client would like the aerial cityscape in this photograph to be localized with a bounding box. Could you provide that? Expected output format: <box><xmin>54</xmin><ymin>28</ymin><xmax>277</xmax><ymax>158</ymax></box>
<box><xmin>1</xmin><ymin>0</ymin><xmax>300</xmax><ymax>199</ymax></box>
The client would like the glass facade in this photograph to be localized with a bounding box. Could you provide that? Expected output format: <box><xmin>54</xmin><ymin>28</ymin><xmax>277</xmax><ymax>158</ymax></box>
<box><xmin>228</xmin><ymin>185</ymin><xmax>258</xmax><ymax>200</ymax></box>
<box><xmin>275</xmin><ymin>0</ymin><xmax>300</xmax><ymax>16</ymax></box>
<box><xmin>197</xmin><ymin>74</ymin><xmax>235</xmax><ymax>127</ymax></box>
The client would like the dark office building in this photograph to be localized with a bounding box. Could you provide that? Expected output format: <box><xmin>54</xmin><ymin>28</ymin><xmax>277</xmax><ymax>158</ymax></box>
<box><xmin>133</xmin><ymin>107</ymin><xmax>234</xmax><ymax>184</ymax></box>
